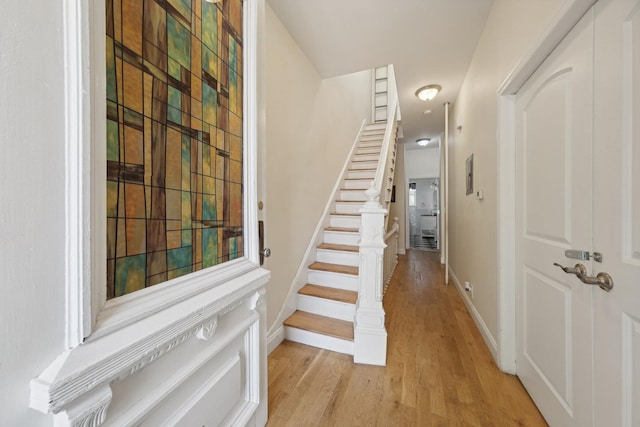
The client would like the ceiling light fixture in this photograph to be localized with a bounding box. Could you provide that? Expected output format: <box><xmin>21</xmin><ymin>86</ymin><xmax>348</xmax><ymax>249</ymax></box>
<box><xmin>417</xmin><ymin>138</ymin><xmax>430</xmax><ymax>146</ymax></box>
<box><xmin>205</xmin><ymin>0</ymin><xmax>222</xmax><ymax>3</ymax></box>
<box><xmin>415</xmin><ymin>85</ymin><xmax>441</xmax><ymax>101</ymax></box>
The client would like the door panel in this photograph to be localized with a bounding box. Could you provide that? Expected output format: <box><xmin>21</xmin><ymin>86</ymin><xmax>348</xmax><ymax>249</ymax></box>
<box><xmin>523</xmin><ymin>268</ymin><xmax>572</xmax><ymax>404</ymax></box>
<box><xmin>523</xmin><ymin>71</ymin><xmax>572</xmax><ymax>245</ymax></box>
<box><xmin>515</xmin><ymin>9</ymin><xmax>594</xmax><ymax>427</ymax></box>
<box><xmin>593</xmin><ymin>0</ymin><xmax>640</xmax><ymax>425</ymax></box>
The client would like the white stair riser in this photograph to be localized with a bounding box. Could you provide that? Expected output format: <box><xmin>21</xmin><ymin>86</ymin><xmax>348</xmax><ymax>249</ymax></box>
<box><xmin>329</xmin><ymin>215</ymin><xmax>360</xmax><ymax>228</ymax></box>
<box><xmin>316</xmin><ymin>248</ymin><xmax>359</xmax><ymax>267</ymax></box>
<box><xmin>335</xmin><ymin>202</ymin><xmax>364</xmax><ymax>214</ymax></box>
<box><xmin>357</xmin><ymin>146</ymin><xmax>381</xmax><ymax>153</ymax></box>
<box><xmin>353</xmin><ymin>153</ymin><xmax>379</xmax><ymax>162</ymax></box>
<box><xmin>358</xmin><ymin>142</ymin><xmax>382</xmax><ymax>149</ymax></box>
<box><xmin>285</xmin><ymin>327</ymin><xmax>354</xmax><ymax>355</ymax></box>
<box><xmin>356</xmin><ymin>147</ymin><xmax>380</xmax><ymax>159</ymax></box>
<box><xmin>347</xmin><ymin>171</ymin><xmax>375</xmax><ymax>180</ymax></box>
<box><xmin>323</xmin><ymin>229</ymin><xmax>360</xmax><ymax>245</ymax></box>
<box><xmin>365</xmin><ymin>124</ymin><xmax>387</xmax><ymax>130</ymax></box>
<box><xmin>339</xmin><ymin>190</ymin><xmax>367</xmax><ymax>201</ymax></box>
<box><xmin>350</xmin><ymin>161</ymin><xmax>377</xmax><ymax>170</ymax></box>
<box><xmin>297</xmin><ymin>296</ymin><xmax>356</xmax><ymax>322</ymax></box>
<box><xmin>307</xmin><ymin>270</ymin><xmax>358</xmax><ymax>290</ymax></box>
<box><xmin>343</xmin><ymin>179</ymin><xmax>371</xmax><ymax>190</ymax></box>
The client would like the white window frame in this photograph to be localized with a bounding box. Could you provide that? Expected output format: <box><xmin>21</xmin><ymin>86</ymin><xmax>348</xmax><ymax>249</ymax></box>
<box><xmin>63</xmin><ymin>0</ymin><xmax>262</xmax><ymax>346</ymax></box>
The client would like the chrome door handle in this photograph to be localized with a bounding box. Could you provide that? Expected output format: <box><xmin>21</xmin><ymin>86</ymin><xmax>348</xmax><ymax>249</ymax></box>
<box><xmin>576</xmin><ymin>272</ymin><xmax>613</xmax><ymax>292</ymax></box>
<box><xmin>553</xmin><ymin>263</ymin><xmax>613</xmax><ymax>292</ymax></box>
<box><xmin>553</xmin><ymin>262</ymin><xmax>587</xmax><ymax>275</ymax></box>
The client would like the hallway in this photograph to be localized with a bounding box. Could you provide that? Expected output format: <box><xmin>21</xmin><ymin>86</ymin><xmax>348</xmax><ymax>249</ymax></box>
<box><xmin>267</xmin><ymin>250</ymin><xmax>547</xmax><ymax>426</ymax></box>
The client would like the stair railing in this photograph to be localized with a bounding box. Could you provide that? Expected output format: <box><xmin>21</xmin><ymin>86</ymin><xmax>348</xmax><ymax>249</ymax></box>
<box><xmin>354</xmin><ymin>65</ymin><xmax>400</xmax><ymax>366</ymax></box>
<box><xmin>383</xmin><ymin>217</ymin><xmax>400</xmax><ymax>296</ymax></box>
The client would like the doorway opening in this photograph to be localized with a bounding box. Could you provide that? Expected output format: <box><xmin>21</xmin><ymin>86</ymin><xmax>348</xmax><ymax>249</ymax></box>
<box><xmin>408</xmin><ymin>177</ymin><xmax>440</xmax><ymax>251</ymax></box>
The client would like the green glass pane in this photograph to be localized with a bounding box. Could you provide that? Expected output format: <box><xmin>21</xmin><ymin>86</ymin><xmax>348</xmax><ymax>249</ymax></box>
<box><xmin>106</xmin><ymin>119</ymin><xmax>119</xmax><ymax>161</ymax></box>
<box><xmin>167</xmin><ymin>14</ymin><xmax>191</xmax><ymax>70</ymax></box>
<box><xmin>202</xmin><ymin>228</ymin><xmax>218</xmax><ymax>268</ymax></box>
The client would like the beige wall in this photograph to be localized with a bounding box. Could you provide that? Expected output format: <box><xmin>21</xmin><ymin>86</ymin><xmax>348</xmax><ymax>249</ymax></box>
<box><xmin>449</xmin><ymin>0</ymin><xmax>565</xmax><ymax>343</ymax></box>
<box><xmin>263</xmin><ymin>5</ymin><xmax>371</xmax><ymax>328</ymax></box>
<box><xmin>405</xmin><ymin>145</ymin><xmax>441</xmax><ymax>180</ymax></box>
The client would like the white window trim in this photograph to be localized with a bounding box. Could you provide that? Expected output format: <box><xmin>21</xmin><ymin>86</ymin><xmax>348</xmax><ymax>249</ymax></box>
<box><xmin>31</xmin><ymin>0</ymin><xmax>269</xmax><ymax>422</ymax></box>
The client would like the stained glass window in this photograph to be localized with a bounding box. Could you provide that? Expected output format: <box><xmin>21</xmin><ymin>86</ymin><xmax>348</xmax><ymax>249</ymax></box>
<box><xmin>106</xmin><ymin>0</ymin><xmax>244</xmax><ymax>298</ymax></box>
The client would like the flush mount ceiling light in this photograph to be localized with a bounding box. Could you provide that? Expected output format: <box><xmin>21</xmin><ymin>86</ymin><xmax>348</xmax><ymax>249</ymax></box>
<box><xmin>415</xmin><ymin>85</ymin><xmax>441</xmax><ymax>101</ymax></box>
<box><xmin>205</xmin><ymin>0</ymin><xmax>222</xmax><ymax>3</ymax></box>
<box><xmin>417</xmin><ymin>138</ymin><xmax>430</xmax><ymax>146</ymax></box>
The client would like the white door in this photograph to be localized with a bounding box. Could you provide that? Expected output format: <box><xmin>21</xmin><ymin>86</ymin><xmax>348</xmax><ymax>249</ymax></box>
<box><xmin>593</xmin><ymin>0</ymin><xmax>640</xmax><ymax>425</ymax></box>
<box><xmin>515</xmin><ymin>9</ymin><xmax>595</xmax><ymax>427</ymax></box>
<box><xmin>516</xmin><ymin>1</ymin><xmax>640</xmax><ymax>425</ymax></box>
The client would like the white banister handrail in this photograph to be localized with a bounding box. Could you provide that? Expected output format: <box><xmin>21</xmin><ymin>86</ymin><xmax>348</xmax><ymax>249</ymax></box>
<box><xmin>384</xmin><ymin>221</ymin><xmax>399</xmax><ymax>242</ymax></box>
<box><xmin>373</xmin><ymin>65</ymin><xmax>399</xmax><ymax>195</ymax></box>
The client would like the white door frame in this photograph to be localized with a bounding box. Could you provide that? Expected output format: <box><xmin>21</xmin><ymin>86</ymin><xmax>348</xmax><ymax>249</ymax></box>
<box><xmin>495</xmin><ymin>0</ymin><xmax>597</xmax><ymax>374</ymax></box>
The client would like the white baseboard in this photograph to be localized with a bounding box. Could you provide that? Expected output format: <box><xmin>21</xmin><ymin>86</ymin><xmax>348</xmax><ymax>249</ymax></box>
<box><xmin>448</xmin><ymin>267</ymin><xmax>499</xmax><ymax>364</ymax></box>
<box><xmin>267</xmin><ymin>326</ymin><xmax>285</xmax><ymax>355</ymax></box>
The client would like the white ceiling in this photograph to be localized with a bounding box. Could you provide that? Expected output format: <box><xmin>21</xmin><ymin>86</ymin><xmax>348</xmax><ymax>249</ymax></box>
<box><xmin>266</xmin><ymin>0</ymin><xmax>494</xmax><ymax>149</ymax></box>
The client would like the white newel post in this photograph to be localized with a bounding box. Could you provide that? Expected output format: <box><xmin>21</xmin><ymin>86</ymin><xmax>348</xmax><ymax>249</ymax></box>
<box><xmin>354</xmin><ymin>182</ymin><xmax>388</xmax><ymax>366</ymax></box>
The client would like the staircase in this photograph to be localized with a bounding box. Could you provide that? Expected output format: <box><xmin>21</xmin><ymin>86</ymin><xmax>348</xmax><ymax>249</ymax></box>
<box><xmin>283</xmin><ymin>123</ymin><xmax>387</xmax><ymax>355</ymax></box>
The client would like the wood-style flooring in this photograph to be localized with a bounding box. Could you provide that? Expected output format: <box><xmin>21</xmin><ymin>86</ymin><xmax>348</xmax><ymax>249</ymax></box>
<box><xmin>267</xmin><ymin>250</ymin><xmax>547</xmax><ymax>426</ymax></box>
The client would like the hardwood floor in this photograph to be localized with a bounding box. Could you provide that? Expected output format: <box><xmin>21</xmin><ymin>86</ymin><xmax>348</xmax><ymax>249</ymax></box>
<box><xmin>267</xmin><ymin>250</ymin><xmax>547</xmax><ymax>426</ymax></box>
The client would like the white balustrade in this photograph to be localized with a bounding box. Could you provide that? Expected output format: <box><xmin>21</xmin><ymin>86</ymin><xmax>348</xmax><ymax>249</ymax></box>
<box><xmin>354</xmin><ymin>65</ymin><xmax>400</xmax><ymax>366</ymax></box>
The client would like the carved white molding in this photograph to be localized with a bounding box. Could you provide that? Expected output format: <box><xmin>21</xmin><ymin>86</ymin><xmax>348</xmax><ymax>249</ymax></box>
<box><xmin>250</xmin><ymin>287</ymin><xmax>267</xmax><ymax>310</ymax></box>
<box><xmin>375</xmin><ymin>253</ymin><xmax>384</xmax><ymax>302</ymax></box>
<box><xmin>197</xmin><ymin>316</ymin><xmax>219</xmax><ymax>341</ymax></box>
<box><xmin>364</xmin><ymin>181</ymin><xmax>381</xmax><ymax>206</ymax></box>
<box><xmin>52</xmin><ymin>386</ymin><xmax>112</xmax><ymax>427</ymax></box>
<box><xmin>30</xmin><ymin>270</ymin><xmax>270</xmax><ymax>421</ymax></box>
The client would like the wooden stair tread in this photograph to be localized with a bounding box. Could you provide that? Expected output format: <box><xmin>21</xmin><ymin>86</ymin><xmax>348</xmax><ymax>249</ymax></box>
<box><xmin>317</xmin><ymin>243</ymin><xmax>359</xmax><ymax>253</ymax></box>
<box><xmin>309</xmin><ymin>262</ymin><xmax>359</xmax><ymax>275</ymax></box>
<box><xmin>284</xmin><ymin>311</ymin><xmax>354</xmax><ymax>341</ymax></box>
<box><xmin>298</xmin><ymin>284</ymin><xmax>358</xmax><ymax>304</ymax></box>
<box><xmin>325</xmin><ymin>226</ymin><xmax>358</xmax><ymax>233</ymax></box>
<box><xmin>330</xmin><ymin>212</ymin><xmax>361</xmax><ymax>216</ymax></box>
<box><xmin>335</xmin><ymin>200</ymin><xmax>365</xmax><ymax>203</ymax></box>
<box><xmin>348</xmin><ymin>168</ymin><xmax>376</xmax><ymax>171</ymax></box>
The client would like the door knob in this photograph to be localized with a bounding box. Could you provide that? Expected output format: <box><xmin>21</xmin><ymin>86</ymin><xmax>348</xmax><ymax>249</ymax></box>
<box><xmin>262</xmin><ymin>248</ymin><xmax>271</xmax><ymax>258</ymax></box>
<box><xmin>575</xmin><ymin>271</ymin><xmax>613</xmax><ymax>292</ymax></box>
